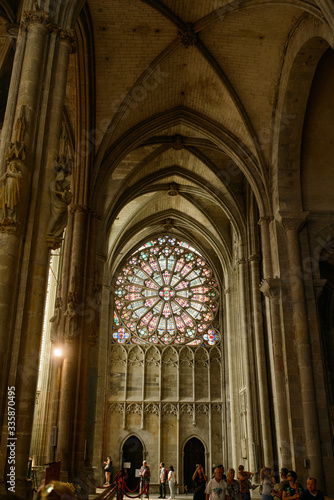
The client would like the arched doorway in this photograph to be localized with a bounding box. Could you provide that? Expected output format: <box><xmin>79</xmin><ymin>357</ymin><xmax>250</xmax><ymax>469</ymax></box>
<box><xmin>122</xmin><ymin>436</ymin><xmax>144</xmax><ymax>491</ymax></box>
<box><xmin>183</xmin><ymin>437</ymin><xmax>206</xmax><ymax>493</ymax></box>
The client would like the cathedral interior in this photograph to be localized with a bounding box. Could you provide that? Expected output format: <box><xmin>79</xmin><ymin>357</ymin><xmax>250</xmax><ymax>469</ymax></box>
<box><xmin>0</xmin><ymin>0</ymin><xmax>334</xmax><ymax>498</ymax></box>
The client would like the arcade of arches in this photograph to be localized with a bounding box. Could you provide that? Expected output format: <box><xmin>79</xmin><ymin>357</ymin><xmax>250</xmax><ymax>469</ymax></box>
<box><xmin>0</xmin><ymin>0</ymin><xmax>334</xmax><ymax>498</ymax></box>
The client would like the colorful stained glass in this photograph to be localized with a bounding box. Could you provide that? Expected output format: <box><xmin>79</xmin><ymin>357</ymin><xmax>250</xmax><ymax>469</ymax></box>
<box><xmin>112</xmin><ymin>235</ymin><xmax>220</xmax><ymax>345</ymax></box>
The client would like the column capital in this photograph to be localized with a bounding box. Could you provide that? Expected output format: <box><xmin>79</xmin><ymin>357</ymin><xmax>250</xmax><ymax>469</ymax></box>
<box><xmin>58</xmin><ymin>29</ymin><xmax>76</xmax><ymax>53</ymax></box>
<box><xmin>258</xmin><ymin>216</ymin><xmax>273</xmax><ymax>226</ymax></box>
<box><xmin>90</xmin><ymin>209</ymin><xmax>102</xmax><ymax>220</ymax></box>
<box><xmin>236</xmin><ymin>258</ymin><xmax>247</xmax><ymax>265</ymax></box>
<box><xmin>70</xmin><ymin>204</ymin><xmax>89</xmax><ymax>215</ymax></box>
<box><xmin>276</xmin><ymin>210</ymin><xmax>309</xmax><ymax>232</ymax></box>
<box><xmin>259</xmin><ymin>277</ymin><xmax>280</xmax><ymax>299</ymax></box>
<box><xmin>21</xmin><ymin>10</ymin><xmax>51</xmax><ymax>30</ymax></box>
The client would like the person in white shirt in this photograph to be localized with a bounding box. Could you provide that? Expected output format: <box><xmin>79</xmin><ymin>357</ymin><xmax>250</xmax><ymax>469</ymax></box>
<box><xmin>168</xmin><ymin>465</ymin><xmax>176</xmax><ymax>499</ymax></box>
<box><xmin>206</xmin><ymin>467</ymin><xmax>227</xmax><ymax>500</ymax></box>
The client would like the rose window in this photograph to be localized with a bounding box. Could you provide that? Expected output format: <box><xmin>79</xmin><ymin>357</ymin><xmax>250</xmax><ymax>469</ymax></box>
<box><xmin>113</xmin><ymin>236</ymin><xmax>220</xmax><ymax>345</ymax></box>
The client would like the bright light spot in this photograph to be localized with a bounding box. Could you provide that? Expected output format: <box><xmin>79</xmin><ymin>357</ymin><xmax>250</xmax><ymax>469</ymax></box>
<box><xmin>54</xmin><ymin>347</ymin><xmax>63</xmax><ymax>357</ymax></box>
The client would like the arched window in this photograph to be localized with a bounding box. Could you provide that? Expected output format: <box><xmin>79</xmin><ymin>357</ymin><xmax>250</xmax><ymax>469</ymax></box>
<box><xmin>113</xmin><ymin>236</ymin><xmax>220</xmax><ymax>346</ymax></box>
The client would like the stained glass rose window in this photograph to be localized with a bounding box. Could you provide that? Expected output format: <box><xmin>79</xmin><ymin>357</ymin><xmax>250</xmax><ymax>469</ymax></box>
<box><xmin>113</xmin><ymin>236</ymin><xmax>220</xmax><ymax>345</ymax></box>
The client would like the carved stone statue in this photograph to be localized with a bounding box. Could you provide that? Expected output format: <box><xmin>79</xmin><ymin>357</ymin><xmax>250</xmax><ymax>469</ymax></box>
<box><xmin>0</xmin><ymin>160</ymin><xmax>23</xmax><ymax>221</ymax></box>
<box><xmin>47</xmin><ymin>169</ymin><xmax>72</xmax><ymax>246</ymax></box>
<box><xmin>64</xmin><ymin>300</ymin><xmax>77</xmax><ymax>342</ymax></box>
<box><xmin>49</xmin><ymin>297</ymin><xmax>62</xmax><ymax>343</ymax></box>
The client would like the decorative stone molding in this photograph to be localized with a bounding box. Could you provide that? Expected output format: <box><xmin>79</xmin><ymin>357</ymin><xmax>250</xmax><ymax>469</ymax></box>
<box><xmin>276</xmin><ymin>210</ymin><xmax>309</xmax><ymax>232</ymax></box>
<box><xmin>195</xmin><ymin>348</ymin><xmax>209</xmax><ymax>367</ymax></box>
<box><xmin>179</xmin><ymin>346</ymin><xmax>194</xmax><ymax>366</ymax></box>
<box><xmin>110</xmin><ymin>345</ymin><xmax>127</xmax><ymax>365</ymax></box>
<box><xmin>210</xmin><ymin>347</ymin><xmax>221</xmax><ymax>365</ymax></box>
<box><xmin>162</xmin><ymin>403</ymin><xmax>177</xmax><ymax>415</ymax></box>
<box><xmin>144</xmin><ymin>403</ymin><xmax>159</xmax><ymax>415</ymax></box>
<box><xmin>179</xmin><ymin>25</ymin><xmax>199</xmax><ymax>48</ymax></box>
<box><xmin>126</xmin><ymin>403</ymin><xmax>142</xmax><ymax>415</ymax></box>
<box><xmin>224</xmin><ymin>287</ymin><xmax>232</xmax><ymax>294</ymax></box>
<box><xmin>145</xmin><ymin>346</ymin><xmax>161</xmax><ymax>366</ymax></box>
<box><xmin>162</xmin><ymin>347</ymin><xmax>178</xmax><ymax>366</ymax></box>
<box><xmin>128</xmin><ymin>346</ymin><xmax>144</xmax><ymax>366</ymax></box>
<box><xmin>196</xmin><ymin>404</ymin><xmax>209</xmax><ymax>415</ymax></box>
<box><xmin>211</xmin><ymin>404</ymin><xmax>222</xmax><ymax>413</ymax></box>
<box><xmin>108</xmin><ymin>402</ymin><xmax>124</xmax><ymax>414</ymax></box>
<box><xmin>180</xmin><ymin>403</ymin><xmax>194</xmax><ymax>416</ymax></box>
<box><xmin>259</xmin><ymin>277</ymin><xmax>280</xmax><ymax>299</ymax></box>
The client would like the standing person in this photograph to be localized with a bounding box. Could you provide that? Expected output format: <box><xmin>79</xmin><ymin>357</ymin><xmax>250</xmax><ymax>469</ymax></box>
<box><xmin>116</xmin><ymin>468</ymin><xmax>129</xmax><ymax>500</ymax></box>
<box><xmin>192</xmin><ymin>464</ymin><xmax>208</xmax><ymax>500</ymax></box>
<box><xmin>260</xmin><ymin>468</ymin><xmax>275</xmax><ymax>500</ymax></box>
<box><xmin>104</xmin><ymin>456</ymin><xmax>113</xmax><ymax>486</ymax></box>
<box><xmin>168</xmin><ymin>465</ymin><xmax>176</xmax><ymax>499</ymax></box>
<box><xmin>212</xmin><ymin>465</ymin><xmax>226</xmax><ymax>481</ymax></box>
<box><xmin>273</xmin><ymin>469</ymin><xmax>289</xmax><ymax>499</ymax></box>
<box><xmin>237</xmin><ymin>465</ymin><xmax>253</xmax><ymax>500</ymax></box>
<box><xmin>159</xmin><ymin>462</ymin><xmax>167</xmax><ymax>499</ymax></box>
<box><xmin>282</xmin><ymin>471</ymin><xmax>304</xmax><ymax>500</ymax></box>
<box><xmin>300</xmin><ymin>478</ymin><xmax>324</xmax><ymax>500</ymax></box>
<box><xmin>226</xmin><ymin>468</ymin><xmax>241</xmax><ymax>500</ymax></box>
<box><xmin>206</xmin><ymin>466</ymin><xmax>227</xmax><ymax>500</ymax></box>
<box><xmin>140</xmin><ymin>460</ymin><xmax>151</xmax><ymax>499</ymax></box>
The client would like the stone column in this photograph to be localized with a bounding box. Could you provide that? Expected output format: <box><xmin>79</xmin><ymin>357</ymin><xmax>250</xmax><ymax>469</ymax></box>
<box><xmin>56</xmin><ymin>205</ymin><xmax>89</xmax><ymax>478</ymax></box>
<box><xmin>73</xmin><ymin>211</ymin><xmax>101</xmax><ymax>473</ymax></box>
<box><xmin>237</xmin><ymin>256</ymin><xmax>256</xmax><ymax>471</ymax></box>
<box><xmin>0</xmin><ymin>10</ymin><xmax>50</xmax><ymax>437</ymax></box>
<box><xmin>258</xmin><ymin>216</ymin><xmax>291</xmax><ymax>468</ymax></box>
<box><xmin>248</xmin><ymin>254</ymin><xmax>273</xmax><ymax>466</ymax></box>
<box><xmin>277</xmin><ymin>211</ymin><xmax>324</xmax><ymax>487</ymax></box>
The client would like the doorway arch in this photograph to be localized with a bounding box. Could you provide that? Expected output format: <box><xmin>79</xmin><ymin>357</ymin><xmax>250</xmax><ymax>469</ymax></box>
<box><xmin>122</xmin><ymin>435</ymin><xmax>144</xmax><ymax>491</ymax></box>
<box><xmin>183</xmin><ymin>437</ymin><xmax>206</xmax><ymax>493</ymax></box>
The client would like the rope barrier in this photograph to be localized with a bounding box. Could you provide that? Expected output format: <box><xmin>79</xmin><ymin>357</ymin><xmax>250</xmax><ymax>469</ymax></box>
<box><xmin>123</xmin><ymin>478</ymin><xmax>141</xmax><ymax>492</ymax></box>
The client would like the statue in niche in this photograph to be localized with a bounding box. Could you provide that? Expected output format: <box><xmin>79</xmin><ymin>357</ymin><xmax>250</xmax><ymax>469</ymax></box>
<box><xmin>49</xmin><ymin>297</ymin><xmax>62</xmax><ymax>343</ymax></box>
<box><xmin>64</xmin><ymin>300</ymin><xmax>77</xmax><ymax>342</ymax></box>
<box><xmin>47</xmin><ymin>168</ymin><xmax>72</xmax><ymax>246</ymax></box>
<box><xmin>0</xmin><ymin>160</ymin><xmax>23</xmax><ymax>222</ymax></box>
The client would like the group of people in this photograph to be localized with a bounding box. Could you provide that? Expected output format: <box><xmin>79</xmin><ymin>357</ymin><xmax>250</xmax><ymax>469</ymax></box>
<box><xmin>260</xmin><ymin>467</ymin><xmax>324</xmax><ymax>500</ymax></box>
<box><xmin>193</xmin><ymin>463</ymin><xmax>324</xmax><ymax>500</ymax></box>
<box><xmin>193</xmin><ymin>464</ymin><xmax>253</xmax><ymax>500</ymax></box>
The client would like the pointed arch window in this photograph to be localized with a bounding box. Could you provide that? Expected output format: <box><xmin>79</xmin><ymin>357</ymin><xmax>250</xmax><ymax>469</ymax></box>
<box><xmin>113</xmin><ymin>236</ymin><xmax>220</xmax><ymax>346</ymax></box>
